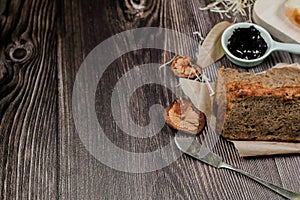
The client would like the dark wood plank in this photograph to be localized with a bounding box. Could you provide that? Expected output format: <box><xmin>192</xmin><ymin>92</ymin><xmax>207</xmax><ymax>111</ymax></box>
<box><xmin>0</xmin><ymin>0</ymin><xmax>58</xmax><ymax>199</ymax></box>
<box><xmin>1</xmin><ymin>0</ymin><xmax>298</xmax><ymax>199</ymax></box>
<box><xmin>58</xmin><ymin>0</ymin><xmax>300</xmax><ymax>200</ymax></box>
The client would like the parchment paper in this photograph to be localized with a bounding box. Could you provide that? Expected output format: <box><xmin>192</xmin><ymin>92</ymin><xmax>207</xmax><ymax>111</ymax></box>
<box><xmin>180</xmin><ymin>64</ymin><xmax>300</xmax><ymax>157</ymax></box>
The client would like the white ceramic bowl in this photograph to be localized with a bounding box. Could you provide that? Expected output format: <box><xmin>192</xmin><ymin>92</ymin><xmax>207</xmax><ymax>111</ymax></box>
<box><xmin>221</xmin><ymin>22</ymin><xmax>300</xmax><ymax>67</ymax></box>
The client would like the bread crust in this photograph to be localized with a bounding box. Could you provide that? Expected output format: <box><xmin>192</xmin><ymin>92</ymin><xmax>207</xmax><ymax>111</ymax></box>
<box><xmin>227</xmin><ymin>82</ymin><xmax>300</xmax><ymax>101</ymax></box>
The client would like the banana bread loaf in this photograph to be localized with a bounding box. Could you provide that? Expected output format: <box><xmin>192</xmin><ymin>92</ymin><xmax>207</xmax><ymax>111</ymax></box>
<box><xmin>215</xmin><ymin>66</ymin><xmax>300</xmax><ymax>142</ymax></box>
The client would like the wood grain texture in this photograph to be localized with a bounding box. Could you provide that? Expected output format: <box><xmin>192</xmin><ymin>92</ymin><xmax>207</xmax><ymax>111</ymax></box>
<box><xmin>1</xmin><ymin>0</ymin><xmax>300</xmax><ymax>199</ymax></box>
<box><xmin>58</xmin><ymin>0</ymin><xmax>300</xmax><ymax>200</ymax></box>
<box><xmin>0</xmin><ymin>0</ymin><xmax>58</xmax><ymax>199</ymax></box>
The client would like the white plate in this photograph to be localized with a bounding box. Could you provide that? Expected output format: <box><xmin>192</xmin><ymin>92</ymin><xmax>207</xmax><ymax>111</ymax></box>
<box><xmin>253</xmin><ymin>0</ymin><xmax>300</xmax><ymax>44</ymax></box>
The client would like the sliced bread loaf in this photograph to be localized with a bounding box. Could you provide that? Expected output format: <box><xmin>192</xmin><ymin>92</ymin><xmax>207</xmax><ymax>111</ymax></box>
<box><xmin>215</xmin><ymin>66</ymin><xmax>300</xmax><ymax>142</ymax></box>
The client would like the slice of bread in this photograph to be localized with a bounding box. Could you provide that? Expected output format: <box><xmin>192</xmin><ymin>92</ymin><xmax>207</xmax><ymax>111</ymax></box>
<box><xmin>215</xmin><ymin>66</ymin><xmax>300</xmax><ymax>142</ymax></box>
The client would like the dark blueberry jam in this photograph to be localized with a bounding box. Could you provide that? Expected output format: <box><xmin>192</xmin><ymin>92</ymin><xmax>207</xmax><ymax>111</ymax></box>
<box><xmin>227</xmin><ymin>26</ymin><xmax>268</xmax><ymax>60</ymax></box>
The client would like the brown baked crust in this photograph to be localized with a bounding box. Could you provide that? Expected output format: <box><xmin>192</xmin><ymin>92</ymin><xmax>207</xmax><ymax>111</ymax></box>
<box><xmin>215</xmin><ymin>66</ymin><xmax>300</xmax><ymax>142</ymax></box>
<box><xmin>170</xmin><ymin>55</ymin><xmax>201</xmax><ymax>79</ymax></box>
<box><xmin>164</xmin><ymin>98</ymin><xmax>206</xmax><ymax>134</ymax></box>
<box><xmin>227</xmin><ymin>82</ymin><xmax>300</xmax><ymax>101</ymax></box>
<box><xmin>217</xmin><ymin>66</ymin><xmax>300</xmax><ymax>88</ymax></box>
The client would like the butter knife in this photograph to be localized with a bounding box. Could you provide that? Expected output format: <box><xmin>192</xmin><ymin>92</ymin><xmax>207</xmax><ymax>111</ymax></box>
<box><xmin>175</xmin><ymin>134</ymin><xmax>300</xmax><ymax>200</ymax></box>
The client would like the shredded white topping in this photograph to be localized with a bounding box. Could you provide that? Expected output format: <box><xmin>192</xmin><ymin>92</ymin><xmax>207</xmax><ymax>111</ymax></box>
<box><xmin>199</xmin><ymin>0</ymin><xmax>256</xmax><ymax>21</ymax></box>
<box><xmin>193</xmin><ymin>31</ymin><xmax>205</xmax><ymax>44</ymax></box>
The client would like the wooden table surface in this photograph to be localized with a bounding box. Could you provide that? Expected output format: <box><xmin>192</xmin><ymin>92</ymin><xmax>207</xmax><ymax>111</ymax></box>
<box><xmin>1</xmin><ymin>0</ymin><xmax>300</xmax><ymax>199</ymax></box>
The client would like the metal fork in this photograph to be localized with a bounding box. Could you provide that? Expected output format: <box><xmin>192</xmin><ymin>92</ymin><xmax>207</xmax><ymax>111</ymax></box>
<box><xmin>174</xmin><ymin>134</ymin><xmax>300</xmax><ymax>200</ymax></box>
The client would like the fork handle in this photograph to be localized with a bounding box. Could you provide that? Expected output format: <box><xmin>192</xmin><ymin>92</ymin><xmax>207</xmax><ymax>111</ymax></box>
<box><xmin>220</xmin><ymin>162</ymin><xmax>300</xmax><ymax>200</ymax></box>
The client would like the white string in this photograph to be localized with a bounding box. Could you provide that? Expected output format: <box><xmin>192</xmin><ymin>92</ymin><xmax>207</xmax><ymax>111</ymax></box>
<box><xmin>159</xmin><ymin>55</ymin><xmax>177</xmax><ymax>70</ymax></box>
<box><xmin>202</xmin><ymin>73</ymin><xmax>215</xmax><ymax>96</ymax></box>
